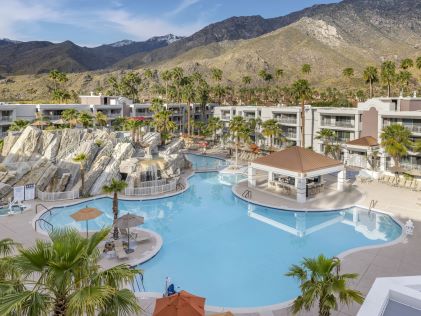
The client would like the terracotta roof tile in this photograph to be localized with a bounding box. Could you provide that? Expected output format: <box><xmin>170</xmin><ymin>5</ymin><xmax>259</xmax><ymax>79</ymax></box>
<box><xmin>252</xmin><ymin>146</ymin><xmax>342</xmax><ymax>173</ymax></box>
<box><xmin>346</xmin><ymin>136</ymin><xmax>378</xmax><ymax>147</ymax></box>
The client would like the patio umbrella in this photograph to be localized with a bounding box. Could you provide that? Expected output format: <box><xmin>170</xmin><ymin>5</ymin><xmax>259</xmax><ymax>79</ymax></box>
<box><xmin>31</xmin><ymin>120</ymin><xmax>49</xmax><ymax>130</ymax></box>
<box><xmin>405</xmin><ymin>169</ymin><xmax>421</xmax><ymax>177</ymax></box>
<box><xmin>115</xmin><ymin>213</ymin><xmax>144</xmax><ymax>253</ymax></box>
<box><xmin>70</xmin><ymin>207</ymin><xmax>103</xmax><ymax>238</ymax></box>
<box><xmin>153</xmin><ymin>291</ymin><xmax>205</xmax><ymax>316</ymax></box>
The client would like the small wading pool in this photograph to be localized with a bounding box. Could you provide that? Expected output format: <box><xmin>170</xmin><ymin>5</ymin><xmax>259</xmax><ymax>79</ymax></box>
<box><xmin>40</xmin><ymin>155</ymin><xmax>402</xmax><ymax>308</ymax></box>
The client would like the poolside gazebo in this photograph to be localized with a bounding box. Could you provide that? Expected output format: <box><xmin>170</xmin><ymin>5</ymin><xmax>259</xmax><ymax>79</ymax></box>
<box><xmin>343</xmin><ymin>136</ymin><xmax>380</xmax><ymax>170</ymax></box>
<box><xmin>248</xmin><ymin>146</ymin><xmax>345</xmax><ymax>203</ymax></box>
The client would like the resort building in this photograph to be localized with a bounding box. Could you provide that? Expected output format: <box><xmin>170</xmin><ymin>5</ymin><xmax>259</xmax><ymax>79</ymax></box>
<box><xmin>0</xmin><ymin>103</ymin><xmax>36</xmax><ymax>138</ymax></box>
<box><xmin>214</xmin><ymin>95</ymin><xmax>421</xmax><ymax>170</ymax></box>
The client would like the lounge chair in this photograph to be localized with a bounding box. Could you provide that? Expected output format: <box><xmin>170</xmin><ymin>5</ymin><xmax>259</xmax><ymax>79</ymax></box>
<box><xmin>405</xmin><ymin>180</ymin><xmax>413</xmax><ymax>189</ymax></box>
<box><xmin>114</xmin><ymin>241</ymin><xmax>128</xmax><ymax>259</ymax></box>
<box><xmin>388</xmin><ymin>176</ymin><xmax>396</xmax><ymax>186</ymax></box>
<box><xmin>381</xmin><ymin>175</ymin><xmax>390</xmax><ymax>184</ymax></box>
<box><xmin>398</xmin><ymin>178</ymin><xmax>406</xmax><ymax>188</ymax></box>
<box><xmin>405</xmin><ymin>220</ymin><xmax>414</xmax><ymax>236</ymax></box>
<box><xmin>120</xmin><ymin>228</ymin><xmax>150</xmax><ymax>243</ymax></box>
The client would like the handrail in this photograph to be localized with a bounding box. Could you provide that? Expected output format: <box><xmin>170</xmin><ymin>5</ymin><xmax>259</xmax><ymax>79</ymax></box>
<box><xmin>369</xmin><ymin>199</ymin><xmax>378</xmax><ymax>212</ymax></box>
<box><xmin>36</xmin><ymin>203</ymin><xmax>51</xmax><ymax>215</ymax></box>
<box><xmin>35</xmin><ymin>218</ymin><xmax>54</xmax><ymax>232</ymax></box>
<box><xmin>242</xmin><ymin>189</ymin><xmax>252</xmax><ymax>199</ymax></box>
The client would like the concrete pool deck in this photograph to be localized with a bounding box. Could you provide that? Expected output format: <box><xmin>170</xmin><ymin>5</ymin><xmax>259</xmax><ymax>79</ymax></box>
<box><xmin>1</xmin><ymin>170</ymin><xmax>421</xmax><ymax>315</ymax></box>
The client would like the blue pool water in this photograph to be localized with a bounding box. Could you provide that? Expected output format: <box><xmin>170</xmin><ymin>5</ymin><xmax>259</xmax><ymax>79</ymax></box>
<box><xmin>42</xmin><ymin>157</ymin><xmax>402</xmax><ymax>308</ymax></box>
<box><xmin>185</xmin><ymin>153</ymin><xmax>228</xmax><ymax>170</ymax></box>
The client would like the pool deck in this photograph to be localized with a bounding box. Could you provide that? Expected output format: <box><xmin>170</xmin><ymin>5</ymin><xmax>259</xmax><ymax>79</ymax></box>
<box><xmin>1</xmin><ymin>167</ymin><xmax>421</xmax><ymax>315</ymax></box>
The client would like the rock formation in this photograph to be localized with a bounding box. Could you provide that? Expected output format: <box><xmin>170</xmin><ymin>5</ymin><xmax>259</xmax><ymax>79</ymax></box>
<box><xmin>0</xmin><ymin>126</ymin><xmax>188</xmax><ymax>199</ymax></box>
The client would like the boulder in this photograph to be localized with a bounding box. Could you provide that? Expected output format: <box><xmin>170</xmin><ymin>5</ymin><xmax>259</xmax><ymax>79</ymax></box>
<box><xmin>3</xmin><ymin>126</ymin><xmax>42</xmax><ymax>163</ymax></box>
<box><xmin>1</xmin><ymin>132</ymin><xmax>21</xmax><ymax>157</ymax></box>
<box><xmin>0</xmin><ymin>182</ymin><xmax>12</xmax><ymax>199</ymax></box>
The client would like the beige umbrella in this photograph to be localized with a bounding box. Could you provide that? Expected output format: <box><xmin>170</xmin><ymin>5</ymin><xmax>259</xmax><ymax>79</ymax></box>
<box><xmin>116</xmin><ymin>213</ymin><xmax>144</xmax><ymax>253</ymax></box>
<box><xmin>71</xmin><ymin>207</ymin><xmax>103</xmax><ymax>238</ymax></box>
<box><xmin>31</xmin><ymin>120</ymin><xmax>49</xmax><ymax>127</ymax></box>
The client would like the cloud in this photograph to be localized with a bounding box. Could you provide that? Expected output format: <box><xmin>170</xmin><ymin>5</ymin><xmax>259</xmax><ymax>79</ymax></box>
<box><xmin>166</xmin><ymin>0</ymin><xmax>201</xmax><ymax>17</ymax></box>
<box><xmin>99</xmin><ymin>9</ymin><xmax>205</xmax><ymax>40</ymax></box>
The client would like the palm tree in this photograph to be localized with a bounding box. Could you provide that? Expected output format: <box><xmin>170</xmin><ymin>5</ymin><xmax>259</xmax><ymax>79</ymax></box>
<box><xmin>363</xmin><ymin>66</ymin><xmax>379</xmax><ymax>98</ymax></box>
<box><xmin>73</xmin><ymin>153</ymin><xmax>87</xmax><ymax>196</ymax></box>
<box><xmin>161</xmin><ymin>70</ymin><xmax>172</xmax><ymax>100</ymax></box>
<box><xmin>61</xmin><ymin>109</ymin><xmax>79</xmax><ymax>127</ymax></box>
<box><xmin>171</xmin><ymin>67</ymin><xmax>184</xmax><ymax>102</ymax></box>
<box><xmin>0</xmin><ymin>228</ymin><xmax>141</xmax><ymax>316</ymax></box>
<box><xmin>103</xmin><ymin>179</ymin><xmax>128</xmax><ymax>240</ymax></box>
<box><xmin>125</xmin><ymin>118</ymin><xmax>144</xmax><ymax>143</ymax></box>
<box><xmin>0</xmin><ymin>238</ymin><xmax>19</xmax><ymax>257</ymax></box>
<box><xmin>400</xmin><ymin>58</ymin><xmax>414</xmax><ymax>70</ymax></box>
<box><xmin>291</xmin><ymin>79</ymin><xmax>312</xmax><ymax>148</ymax></box>
<box><xmin>206</xmin><ymin>117</ymin><xmax>223</xmax><ymax>143</ymax></box>
<box><xmin>416</xmin><ymin>57</ymin><xmax>421</xmax><ymax>70</ymax></box>
<box><xmin>286</xmin><ymin>255</ymin><xmax>363</xmax><ymax>316</ymax></box>
<box><xmin>181</xmin><ymin>81</ymin><xmax>196</xmax><ymax>136</ymax></box>
<box><xmin>380</xmin><ymin>124</ymin><xmax>412</xmax><ymax>168</ymax></box>
<box><xmin>301</xmin><ymin>64</ymin><xmax>312</xmax><ymax>76</ymax></box>
<box><xmin>316</xmin><ymin>129</ymin><xmax>341</xmax><ymax>159</ymax></box>
<box><xmin>342</xmin><ymin>68</ymin><xmax>354</xmax><ymax>80</ymax></box>
<box><xmin>8</xmin><ymin>119</ymin><xmax>30</xmax><ymax>132</ymax></box>
<box><xmin>78</xmin><ymin>111</ymin><xmax>93</xmax><ymax>128</ymax></box>
<box><xmin>211</xmin><ymin>68</ymin><xmax>223</xmax><ymax>83</ymax></box>
<box><xmin>229</xmin><ymin>116</ymin><xmax>249</xmax><ymax>167</ymax></box>
<box><xmin>262</xmin><ymin>119</ymin><xmax>282</xmax><ymax>149</ymax></box>
<box><xmin>213</xmin><ymin>84</ymin><xmax>226</xmax><ymax>106</ymax></box>
<box><xmin>95</xmin><ymin>111</ymin><xmax>108</xmax><ymax>127</ymax></box>
<box><xmin>397</xmin><ymin>70</ymin><xmax>412</xmax><ymax>94</ymax></box>
<box><xmin>381</xmin><ymin>61</ymin><xmax>397</xmax><ymax>97</ymax></box>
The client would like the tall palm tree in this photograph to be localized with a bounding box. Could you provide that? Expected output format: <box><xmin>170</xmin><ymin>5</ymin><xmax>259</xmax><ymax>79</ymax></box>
<box><xmin>161</xmin><ymin>70</ymin><xmax>172</xmax><ymax>101</ymax></box>
<box><xmin>73</xmin><ymin>153</ymin><xmax>87</xmax><ymax>196</ymax></box>
<box><xmin>397</xmin><ymin>70</ymin><xmax>412</xmax><ymax>94</ymax></box>
<box><xmin>95</xmin><ymin>111</ymin><xmax>108</xmax><ymax>127</ymax></box>
<box><xmin>363</xmin><ymin>66</ymin><xmax>379</xmax><ymax>98</ymax></box>
<box><xmin>0</xmin><ymin>228</ymin><xmax>141</xmax><ymax>316</ymax></box>
<box><xmin>8</xmin><ymin>119</ymin><xmax>30</xmax><ymax>132</ymax></box>
<box><xmin>62</xmin><ymin>109</ymin><xmax>79</xmax><ymax>127</ymax></box>
<box><xmin>380</xmin><ymin>124</ymin><xmax>412</xmax><ymax>168</ymax></box>
<box><xmin>181</xmin><ymin>81</ymin><xmax>196</xmax><ymax>136</ymax></box>
<box><xmin>241</xmin><ymin>76</ymin><xmax>252</xmax><ymax>103</ymax></box>
<box><xmin>211</xmin><ymin>68</ymin><xmax>223</xmax><ymax>83</ymax></box>
<box><xmin>229</xmin><ymin>116</ymin><xmax>249</xmax><ymax>167</ymax></box>
<box><xmin>286</xmin><ymin>255</ymin><xmax>364</xmax><ymax>316</ymax></box>
<box><xmin>291</xmin><ymin>79</ymin><xmax>312</xmax><ymax>148</ymax></box>
<box><xmin>301</xmin><ymin>64</ymin><xmax>312</xmax><ymax>76</ymax></box>
<box><xmin>381</xmin><ymin>61</ymin><xmax>397</xmax><ymax>97</ymax></box>
<box><xmin>171</xmin><ymin>67</ymin><xmax>184</xmax><ymax>102</ymax></box>
<box><xmin>262</xmin><ymin>119</ymin><xmax>282</xmax><ymax>149</ymax></box>
<box><xmin>103</xmin><ymin>179</ymin><xmax>128</xmax><ymax>240</ymax></box>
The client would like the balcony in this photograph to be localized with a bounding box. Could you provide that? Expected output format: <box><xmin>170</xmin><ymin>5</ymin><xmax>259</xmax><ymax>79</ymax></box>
<box><xmin>404</xmin><ymin>125</ymin><xmax>421</xmax><ymax>134</ymax></box>
<box><xmin>284</xmin><ymin>132</ymin><xmax>297</xmax><ymax>139</ymax></box>
<box><xmin>321</xmin><ymin>120</ymin><xmax>354</xmax><ymax>128</ymax></box>
<box><xmin>0</xmin><ymin>116</ymin><xmax>13</xmax><ymax>122</ymax></box>
<box><xmin>276</xmin><ymin>117</ymin><xmax>297</xmax><ymax>125</ymax></box>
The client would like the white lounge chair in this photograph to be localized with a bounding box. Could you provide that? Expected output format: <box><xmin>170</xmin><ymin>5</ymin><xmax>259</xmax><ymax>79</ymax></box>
<box><xmin>114</xmin><ymin>240</ymin><xmax>128</xmax><ymax>259</ymax></box>
<box><xmin>405</xmin><ymin>220</ymin><xmax>414</xmax><ymax>236</ymax></box>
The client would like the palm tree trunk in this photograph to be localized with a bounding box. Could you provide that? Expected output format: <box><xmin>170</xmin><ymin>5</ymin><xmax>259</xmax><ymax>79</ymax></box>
<box><xmin>53</xmin><ymin>295</ymin><xmax>68</xmax><ymax>316</ymax></box>
<box><xmin>113</xmin><ymin>192</ymin><xmax>119</xmax><ymax>240</ymax></box>
<box><xmin>235</xmin><ymin>137</ymin><xmax>239</xmax><ymax>167</ymax></box>
<box><xmin>301</xmin><ymin>100</ymin><xmax>305</xmax><ymax>148</ymax></box>
<box><xmin>388</xmin><ymin>83</ymin><xmax>391</xmax><ymax>97</ymax></box>
<box><xmin>80</xmin><ymin>167</ymin><xmax>85</xmax><ymax>196</ymax></box>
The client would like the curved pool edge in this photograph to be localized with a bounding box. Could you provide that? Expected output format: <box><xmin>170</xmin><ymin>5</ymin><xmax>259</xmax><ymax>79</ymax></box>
<box><xmin>32</xmin><ymin>156</ymin><xmax>406</xmax><ymax>312</ymax></box>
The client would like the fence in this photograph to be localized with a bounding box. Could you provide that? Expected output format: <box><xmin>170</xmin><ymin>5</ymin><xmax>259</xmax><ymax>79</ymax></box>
<box><xmin>37</xmin><ymin>189</ymin><xmax>79</xmax><ymax>202</ymax></box>
<box><xmin>125</xmin><ymin>178</ymin><xmax>179</xmax><ymax>196</ymax></box>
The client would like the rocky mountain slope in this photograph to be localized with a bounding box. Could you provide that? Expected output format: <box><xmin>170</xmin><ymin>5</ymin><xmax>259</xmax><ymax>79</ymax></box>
<box><xmin>0</xmin><ymin>34</ymin><xmax>183</xmax><ymax>75</ymax></box>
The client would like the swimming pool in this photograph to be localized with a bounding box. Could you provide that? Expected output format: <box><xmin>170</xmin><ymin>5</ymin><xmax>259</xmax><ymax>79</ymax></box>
<box><xmin>41</xmin><ymin>157</ymin><xmax>402</xmax><ymax>308</ymax></box>
<box><xmin>185</xmin><ymin>153</ymin><xmax>228</xmax><ymax>170</ymax></box>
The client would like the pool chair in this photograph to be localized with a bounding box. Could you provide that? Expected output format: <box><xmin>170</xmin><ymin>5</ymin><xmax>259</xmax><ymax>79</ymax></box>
<box><xmin>405</xmin><ymin>180</ymin><xmax>413</xmax><ymax>189</ymax></box>
<box><xmin>381</xmin><ymin>175</ymin><xmax>390</xmax><ymax>184</ymax></box>
<box><xmin>114</xmin><ymin>240</ymin><xmax>128</xmax><ymax>259</ymax></box>
<box><xmin>405</xmin><ymin>220</ymin><xmax>414</xmax><ymax>236</ymax></box>
<box><xmin>120</xmin><ymin>228</ymin><xmax>150</xmax><ymax>243</ymax></box>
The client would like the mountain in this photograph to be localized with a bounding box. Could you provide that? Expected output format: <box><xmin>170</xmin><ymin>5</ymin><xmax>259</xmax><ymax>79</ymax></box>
<box><xmin>0</xmin><ymin>34</ymin><xmax>183</xmax><ymax>75</ymax></box>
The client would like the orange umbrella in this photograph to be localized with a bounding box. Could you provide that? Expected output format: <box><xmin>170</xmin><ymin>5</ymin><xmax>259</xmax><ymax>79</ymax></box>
<box><xmin>153</xmin><ymin>291</ymin><xmax>206</xmax><ymax>316</ymax></box>
<box><xmin>71</xmin><ymin>207</ymin><xmax>103</xmax><ymax>237</ymax></box>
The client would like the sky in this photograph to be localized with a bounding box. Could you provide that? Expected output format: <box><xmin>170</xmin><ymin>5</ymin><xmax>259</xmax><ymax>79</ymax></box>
<box><xmin>0</xmin><ymin>0</ymin><xmax>340</xmax><ymax>47</ymax></box>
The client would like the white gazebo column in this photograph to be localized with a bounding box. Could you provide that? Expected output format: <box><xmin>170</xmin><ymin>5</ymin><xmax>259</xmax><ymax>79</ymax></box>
<box><xmin>337</xmin><ymin>168</ymin><xmax>346</xmax><ymax>191</ymax></box>
<box><xmin>248</xmin><ymin>166</ymin><xmax>256</xmax><ymax>187</ymax></box>
<box><xmin>379</xmin><ymin>151</ymin><xmax>387</xmax><ymax>172</ymax></box>
<box><xmin>296</xmin><ymin>176</ymin><xmax>306</xmax><ymax>203</ymax></box>
<box><xmin>343</xmin><ymin>147</ymin><xmax>349</xmax><ymax>165</ymax></box>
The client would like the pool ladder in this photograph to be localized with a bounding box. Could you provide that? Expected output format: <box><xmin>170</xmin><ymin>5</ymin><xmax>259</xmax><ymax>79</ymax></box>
<box><xmin>242</xmin><ymin>189</ymin><xmax>252</xmax><ymax>199</ymax></box>
<box><xmin>369</xmin><ymin>200</ymin><xmax>378</xmax><ymax>212</ymax></box>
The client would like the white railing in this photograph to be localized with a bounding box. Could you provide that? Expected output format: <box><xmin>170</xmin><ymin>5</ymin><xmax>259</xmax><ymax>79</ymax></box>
<box><xmin>37</xmin><ymin>189</ymin><xmax>79</xmax><ymax>201</ymax></box>
<box><xmin>135</xmin><ymin>179</ymin><xmax>168</xmax><ymax>188</ymax></box>
<box><xmin>125</xmin><ymin>178</ymin><xmax>179</xmax><ymax>196</ymax></box>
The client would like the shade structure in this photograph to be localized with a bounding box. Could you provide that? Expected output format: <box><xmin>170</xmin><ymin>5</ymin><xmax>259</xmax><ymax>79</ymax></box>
<box><xmin>405</xmin><ymin>169</ymin><xmax>421</xmax><ymax>177</ymax></box>
<box><xmin>31</xmin><ymin>120</ymin><xmax>49</xmax><ymax>127</ymax></box>
<box><xmin>212</xmin><ymin>312</ymin><xmax>234</xmax><ymax>316</ymax></box>
<box><xmin>70</xmin><ymin>207</ymin><xmax>103</xmax><ymax>237</ymax></box>
<box><xmin>116</xmin><ymin>213</ymin><xmax>144</xmax><ymax>253</ymax></box>
<box><xmin>389</xmin><ymin>166</ymin><xmax>406</xmax><ymax>174</ymax></box>
<box><xmin>153</xmin><ymin>291</ymin><xmax>206</xmax><ymax>316</ymax></box>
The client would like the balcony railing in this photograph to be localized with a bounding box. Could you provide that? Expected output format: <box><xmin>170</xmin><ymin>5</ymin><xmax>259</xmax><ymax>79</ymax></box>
<box><xmin>284</xmin><ymin>133</ymin><xmax>297</xmax><ymax>139</ymax></box>
<box><xmin>321</xmin><ymin>121</ymin><xmax>354</xmax><ymax>128</ymax></box>
<box><xmin>404</xmin><ymin>125</ymin><xmax>421</xmax><ymax>134</ymax></box>
<box><xmin>276</xmin><ymin>117</ymin><xmax>297</xmax><ymax>125</ymax></box>
<box><xmin>0</xmin><ymin>117</ymin><xmax>13</xmax><ymax>122</ymax></box>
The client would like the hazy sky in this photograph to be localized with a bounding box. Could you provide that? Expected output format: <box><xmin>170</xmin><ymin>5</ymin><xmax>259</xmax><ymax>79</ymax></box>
<box><xmin>0</xmin><ymin>0</ymin><xmax>340</xmax><ymax>46</ymax></box>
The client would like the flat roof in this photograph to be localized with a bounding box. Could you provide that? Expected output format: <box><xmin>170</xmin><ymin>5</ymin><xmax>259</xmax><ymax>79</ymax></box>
<box><xmin>252</xmin><ymin>146</ymin><xmax>342</xmax><ymax>173</ymax></box>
